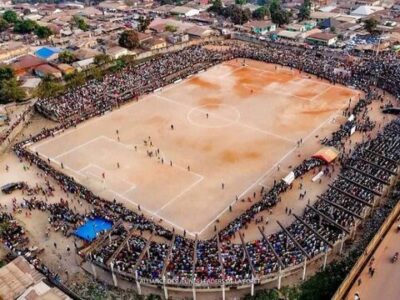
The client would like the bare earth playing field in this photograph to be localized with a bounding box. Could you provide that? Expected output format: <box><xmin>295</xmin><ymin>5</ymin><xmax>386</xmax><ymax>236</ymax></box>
<box><xmin>29</xmin><ymin>59</ymin><xmax>358</xmax><ymax>237</ymax></box>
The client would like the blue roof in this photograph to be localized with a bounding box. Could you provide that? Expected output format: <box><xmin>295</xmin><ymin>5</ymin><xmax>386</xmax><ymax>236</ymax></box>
<box><xmin>74</xmin><ymin>217</ymin><xmax>113</xmax><ymax>242</ymax></box>
<box><xmin>34</xmin><ymin>47</ymin><xmax>60</xmax><ymax>59</ymax></box>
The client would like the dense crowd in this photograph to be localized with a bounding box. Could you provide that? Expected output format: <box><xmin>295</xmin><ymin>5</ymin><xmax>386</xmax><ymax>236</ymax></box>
<box><xmin>82</xmin><ymin>120</ymin><xmax>399</xmax><ymax>285</ymax></box>
<box><xmin>0</xmin><ymin>105</ymin><xmax>33</xmax><ymax>146</ymax></box>
<box><xmin>35</xmin><ymin>46</ymin><xmax>225</xmax><ymax>121</ymax></box>
<box><xmin>11</xmin><ymin>114</ymin><xmax>399</xmax><ymax>287</ymax></box>
<box><xmin>35</xmin><ymin>41</ymin><xmax>400</xmax><ymax>123</ymax></box>
<box><xmin>7</xmin><ymin>40</ymin><xmax>400</xmax><ymax>287</ymax></box>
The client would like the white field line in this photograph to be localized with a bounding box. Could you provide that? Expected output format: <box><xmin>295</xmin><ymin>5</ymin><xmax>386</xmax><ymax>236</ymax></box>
<box><xmin>47</xmin><ymin>152</ymin><xmax>196</xmax><ymax>236</ymax></box>
<box><xmin>100</xmin><ymin>135</ymin><xmax>204</xmax><ymax>180</ymax></box>
<box><xmin>196</xmin><ymin>144</ymin><xmax>298</xmax><ymax>235</ymax></box>
<box><xmin>81</xmin><ymin>163</ymin><xmax>137</xmax><ymax>192</ymax></box>
<box><xmin>54</xmin><ymin>137</ymin><xmax>104</xmax><ymax>159</ymax></box>
<box><xmin>309</xmin><ymin>85</ymin><xmax>334</xmax><ymax>102</ymax></box>
<box><xmin>155</xmin><ymin>94</ymin><xmax>296</xmax><ymax>144</ymax></box>
<box><xmin>196</xmin><ymin>102</ymin><xmax>346</xmax><ymax>235</ymax></box>
<box><xmin>42</xmin><ymin>134</ymin><xmax>202</xmax><ymax>235</ymax></box>
<box><xmin>30</xmin><ymin>60</ymin><xmax>354</xmax><ymax>237</ymax></box>
<box><xmin>155</xmin><ymin>175</ymin><xmax>204</xmax><ymax>214</ymax></box>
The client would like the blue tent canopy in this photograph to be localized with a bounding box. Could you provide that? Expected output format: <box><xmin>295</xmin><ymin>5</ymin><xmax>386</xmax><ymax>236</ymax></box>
<box><xmin>74</xmin><ymin>218</ymin><xmax>113</xmax><ymax>242</ymax></box>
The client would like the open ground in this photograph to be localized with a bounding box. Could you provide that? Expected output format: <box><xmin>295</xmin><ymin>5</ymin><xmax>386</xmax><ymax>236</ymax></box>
<box><xmin>29</xmin><ymin>59</ymin><xmax>359</xmax><ymax>238</ymax></box>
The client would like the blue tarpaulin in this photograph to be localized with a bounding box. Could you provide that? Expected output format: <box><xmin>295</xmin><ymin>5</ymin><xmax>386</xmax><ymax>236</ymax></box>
<box><xmin>34</xmin><ymin>47</ymin><xmax>60</xmax><ymax>60</ymax></box>
<box><xmin>74</xmin><ymin>218</ymin><xmax>113</xmax><ymax>242</ymax></box>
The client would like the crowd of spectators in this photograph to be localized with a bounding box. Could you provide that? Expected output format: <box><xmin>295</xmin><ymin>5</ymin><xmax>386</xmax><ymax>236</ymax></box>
<box><xmin>0</xmin><ymin>105</ymin><xmax>33</xmax><ymax>146</ymax></box>
<box><xmin>6</xmin><ymin>40</ymin><xmax>400</xmax><ymax>287</ymax></box>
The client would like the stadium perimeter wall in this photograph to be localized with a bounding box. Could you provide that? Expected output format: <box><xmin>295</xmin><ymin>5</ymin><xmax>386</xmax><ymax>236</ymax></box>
<box><xmin>332</xmin><ymin>174</ymin><xmax>400</xmax><ymax>300</ymax></box>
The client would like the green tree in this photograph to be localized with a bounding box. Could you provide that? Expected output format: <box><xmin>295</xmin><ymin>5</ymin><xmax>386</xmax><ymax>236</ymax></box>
<box><xmin>88</xmin><ymin>66</ymin><xmax>103</xmax><ymax>80</ymax></box>
<box><xmin>0</xmin><ymin>17</ymin><xmax>9</xmax><ymax>32</ymax></box>
<box><xmin>298</xmin><ymin>0</ymin><xmax>311</xmax><ymax>21</ymax></box>
<box><xmin>67</xmin><ymin>71</ymin><xmax>85</xmax><ymax>88</ymax></box>
<box><xmin>58</xmin><ymin>50</ymin><xmax>76</xmax><ymax>64</ymax></box>
<box><xmin>364</xmin><ymin>18</ymin><xmax>378</xmax><ymax>34</ymax></box>
<box><xmin>35</xmin><ymin>25</ymin><xmax>52</xmax><ymax>39</ymax></box>
<box><xmin>252</xmin><ymin>6</ymin><xmax>269</xmax><ymax>20</ymax></box>
<box><xmin>269</xmin><ymin>0</ymin><xmax>290</xmax><ymax>26</ymax></box>
<box><xmin>13</xmin><ymin>19</ymin><xmax>37</xmax><ymax>34</ymax></box>
<box><xmin>0</xmin><ymin>66</ymin><xmax>14</xmax><ymax>82</ymax></box>
<box><xmin>3</xmin><ymin>10</ymin><xmax>18</xmax><ymax>23</ymax></box>
<box><xmin>73</xmin><ymin>15</ymin><xmax>89</xmax><ymax>31</ymax></box>
<box><xmin>0</xmin><ymin>78</ymin><xmax>26</xmax><ymax>103</ymax></box>
<box><xmin>223</xmin><ymin>5</ymin><xmax>251</xmax><ymax>25</ymax></box>
<box><xmin>208</xmin><ymin>0</ymin><xmax>223</xmax><ymax>14</ymax></box>
<box><xmin>118</xmin><ymin>30</ymin><xmax>139</xmax><ymax>50</ymax></box>
<box><xmin>137</xmin><ymin>16</ymin><xmax>150</xmax><ymax>32</ymax></box>
<box><xmin>165</xmin><ymin>24</ymin><xmax>177</xmax><ymax>32</ymax></box>
<box><xmin>94</xmin><ymin>53</ymin><xmax>111</xmax><ymax>66</ymax></box>
<box><xmin>34</xmin><ymin>76</ymin><xmax>64</xmax><ymax>99</ymax></box>
<box><xmin>235</xmin><ymin>0</ymin><xmax>246</xmax><ymax>5</ymax></box>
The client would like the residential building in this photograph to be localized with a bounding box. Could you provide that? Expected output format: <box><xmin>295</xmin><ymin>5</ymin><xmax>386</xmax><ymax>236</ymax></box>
<box><xmin>0</xmin><ymin>256</ymin><xmax>71</xmax><ymax>300</ymax></box>
<box><xmin>35</xmin><ymin>64</ymin><xmax>63</xmax><ymax>78</ymax></box>
<box><xmin>0</xmin><ymin>42</ymin><xmax>30</xmax><ymax>62</ymax></box>
<box><xmin>306</xmin><ymin>32</ymin><xmax>338</xmax><ymax>45</ymax></box>
<box><xmin>56</xmin><ymin>63</ymin><xmax>75</xmax><ymax>75</ymax></box>
<box><xmin>186</xmin><ymin>25</ymin><xmax>216</xmax><ymax>38</ymax></box>
<box><xmin>141</xmin><ymin>37</ymin><xmax>167</xmax><ymax>50</ymax></box>
<box><xmin>350</xmin><ymin>5</ymin><xmax>385</xmax><ymax>16</ymax></box>
<box><xmin>106</xmin><ymin>46</ymin><xmax>129</xmax><ymax>59</ymax></box>
<box><xmin>171</xmin><ymin>6</ymin><xmax>200</xmax><ymax>17</ymax></box>
<box><xmin>244</xmin><ymin>20</ymin><xmax>277</xmax><ymax>35</ymax></box>
<box><xmin>11</xmin><ymin>54</ymin><xmax>46</xmax><ymax>77</ymax></box>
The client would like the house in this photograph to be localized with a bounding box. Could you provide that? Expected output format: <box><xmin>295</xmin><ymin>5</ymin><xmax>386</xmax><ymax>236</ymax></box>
<box><xmin>11</xmin><ymin>54</ymin><xmax>46</xmax><ymax>77</ymax></box>
<box><xmin>350</xmin><ymin>5</ymin><xmax>385</xmax><ymax>16</ymax></box>
<box><xmin>21</xmin><ymin>77</ymin><xmax>41</xmax><ymax>95</ymax></box>
<box><xmin>244</xmin><ymin>20</ymin><xmax>276</xmax><ymax>35</ymax></box>
<box><xmin>79</xmin><ymin>6</ymin><xmax>103</xmax><ymax>18</ymax></box>
<box><xmin>242</xmin><ymin>3</ymin><xmax>261</xmax><ymax>12</ymax></box>
<box><xmin>306</xmin><ymin>32</ymin><xmax>338</xmax><ymax>45</ymax></box>
<box><xmin>166</xmin><ymin>33</ymin><xmax>190</xmax><ymax>44</ymax></box>
<box><xmin>186</xmin><ymin>25</ymin><xmax>216</xmax><ymax>38</ymax></box>
<box><xmin>189</xmin><ymin>13</ymin><xmax>216</xmax><ymax>25</ymax></box>
<box><xmin>141</xmin><ymin>37</ymin><xmax>167</xmax><ymax>50</ymax></box>
<box><xmin>107</xmin><ymin>46</ymin><xmax>129</xmax><ymax>59</ymax></box>
<box><xmin>149</xmin><ymin>23</ymin><xmax>167</xmax><ymax>34</ymax></box>
<box><xmin>152</xmin><ymin>4</ymin><xmax>175</xmax><ymax>15</ymax></box>
<box><xmin>276</xmin><ymin>30</ymin><xmax>302</xmax><ymax>40</ymax></box>
<box><xmin>0</xmin><ymin>256</ymin><xmax>71</xmax><ymax>300</ymax></box>
<box><xmin>34</xmin><ymin>46</ymin><xmax>61</xmax><ymax>61</ymax></box>
<box><xmin>98</xmin><ymin>0</ymin><xmax>128</xmax><ymax>12</ymax></box>
<box><xmin>302</xmin><ymin>28</ymin><xmax>323</xmax><ymax>38</ymax></box>
<box><xmin>74</xmin><ymin>48</ymin><xmax>101</xmax><ymax>60</ymax></box>
<box><xmin>286</xmin><ymin>23</ymin><xmax>307</xmax><ymax>32</ymax></box>
<box><xmin>34</xmin><ymin>64</ymin><xmax>63</xmax><ymax>78</ymax></box>
<box><xmin>73</xmin><ymin>58</ymin><xmax>95</xmax><ymax>71</ymax></box>
<box><xmin>310</xmin><ymin>11</ymin><xmax>341</xmax><ymax>22</ymax></box>
<box><xmin>0</xmin><ymin>41</ymin><xmax>30</xmax><ymax>62</ymax></box>
<box><xmin>171</xmin><ymin>6</ymin><xmax>200</xmax><ymax>17</ymax></box>
<box><xmin>56</xmin><ymin>63</ymin><xmax>75</xmax><ymax>75</ymax></box>
<box><xmin>137</xmin><ymin>32</ymin><xmax>153</xmax><ymax>44</ymax></box>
